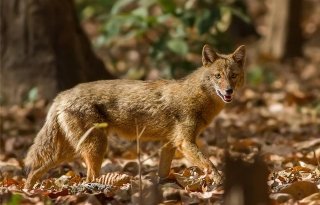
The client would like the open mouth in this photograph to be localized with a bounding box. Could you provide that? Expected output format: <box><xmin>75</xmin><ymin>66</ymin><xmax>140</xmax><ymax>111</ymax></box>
<box><xmin>217</xmin><ymin>90</ymin><xmax>233</xmax><ymax>103</ymax></box>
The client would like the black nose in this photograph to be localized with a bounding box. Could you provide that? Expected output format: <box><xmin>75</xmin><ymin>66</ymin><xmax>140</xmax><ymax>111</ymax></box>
<box><xmin>226</xmin><ymin>88</ymin><xmax>233</xmax><ymax>95</ymax></box>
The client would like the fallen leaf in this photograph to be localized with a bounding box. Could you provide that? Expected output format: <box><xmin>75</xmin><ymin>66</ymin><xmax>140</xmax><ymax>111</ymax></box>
<box><xmin>229</xmin><ymin>138</ymin><xmax>261</xmax><ymax>154</ymax></box>
<box><xmin>95</xmin><ymin>172</ymin><xmax>132</xmax><ymax>187</ymax></box>
<box><xmin>3</xmin><ymin>178</ymin><xmax>20</xmax><ymax>187</ymax></box>
<box><xmin>48</xmin><ymin>188</ymin><xmax>69</xmax><ymax>199</ymax></box>
<box><xmin>173</xmin><ymin>167</ymin><xmax>210</xmax><ymax>192</ymax></box>
<box><xmin>300</xmin><ymin>192</ymin><xmax>320</xmax><ymax>204</ymax></box>
<box><xmin>280</xmin><ymin>181</ymin><xmax>319</xmax><ymax>200</ymax></box>
<box><xmin>269</xmin><ymin>193</ymin><xmax>293</xmax><ymax>203</ymax></box>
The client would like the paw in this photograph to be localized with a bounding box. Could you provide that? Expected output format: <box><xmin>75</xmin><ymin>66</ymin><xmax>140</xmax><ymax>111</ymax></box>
<box><xmin>203</xmin><ymin>161</ymin><xmax>223</xmax><ymax>185</ymax></box>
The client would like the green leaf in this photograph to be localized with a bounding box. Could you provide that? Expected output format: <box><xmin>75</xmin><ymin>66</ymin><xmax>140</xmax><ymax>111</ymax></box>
<box><xmin>104</xmin><ymin>16</ymin><xmax>125</xmax><ymax>38</ymax></box>
<box><xmin>167</xmin><ymin>39</ymin><xmax>188</xmax><ymax>55</ymax></box>
<box><xmin>229</xmin><ymin>7</ymin><xmax>251</xmax><ymax>24</ymax></box>
<box><xmin>216</xmin><ymin>6</ymin><xmax>232</xmax><ymax>32</ymax></box>
<box><xmin>158</xmin><ymin>0</ymin><xmax>176</xmax><ymax>13</ymax></box>
<box><xmin>8</xmin><ymin>194</ymin><xmax>22</xmax><ymax>205</ymax></box>
<box><xmin>196</xmin><ymin>8</ymin><xmax>221</xmax><ymax>35</ymax></box>
<box><xmin>28</xmin><ymin>87</ymin><xmax>38</xmax><ymax>103</ymax></box>
<box><xmin>82</xmin><ymin>6</ymin><xmax>95</xmax><ymax>19</ymax></box>
<box><xmin>175</xmin><ymin>24</ymin><xmax>186</xmax><ymax>38</ymax></box>
<box><xmin>132</xmin><ymin>7</ymin><xmax>148</xmax><ymax>18</ymax></box>
<box><xmin>139</xmin><ymin>0</ymin><xmax>157</xmax><ymax>8</ymax></box>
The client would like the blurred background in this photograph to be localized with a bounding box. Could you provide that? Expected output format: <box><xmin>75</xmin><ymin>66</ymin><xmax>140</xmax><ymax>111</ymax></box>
<box><xmin>1</xmin><ymin>0</ymin><xmax>320</xmax><ymax>105</ymax></box>
<box><xmin>1</xmin><ymin>1</ymin><xmax>320</xmax><ymax>203</ymax></box>
<box><xmin>76</xmin><ymin>0</ymin><xmax>318</xmax><ymax>78</ymax></box>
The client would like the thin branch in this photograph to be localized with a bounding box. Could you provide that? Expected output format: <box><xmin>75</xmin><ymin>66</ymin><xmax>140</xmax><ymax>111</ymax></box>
<box><xmin>135</xmin><ymin>119</ymin><xmax>146</xmax><ymax>205</ymax></box>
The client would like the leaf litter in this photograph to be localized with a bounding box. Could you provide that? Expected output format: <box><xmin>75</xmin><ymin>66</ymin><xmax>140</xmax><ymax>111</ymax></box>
<box><xmin>1</xmin><ymin>58</ymin><xmax>320</xmax><ymax>204</ymax></box>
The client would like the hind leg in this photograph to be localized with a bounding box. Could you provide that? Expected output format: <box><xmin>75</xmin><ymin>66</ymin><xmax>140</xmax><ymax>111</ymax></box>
<box><xmin>82</xmin><ymin>151</ymin><xmax>105</xmax><ymax>182</ymax></box>
<box><xmin>58</xmin><ymin>110</ymin><xmax>109</xmax><ymax>182</ymax></box>
<box><xmin>79</xmin><ymin>129</ymin><xmax>108</xmax><ymax>182</ymax></box>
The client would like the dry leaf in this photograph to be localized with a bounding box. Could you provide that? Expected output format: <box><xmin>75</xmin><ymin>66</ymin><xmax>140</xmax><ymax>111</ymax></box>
<box><xmin>173</xmin><ymin>167</ymin><xmax>210</xmax><ymax>192</ymax></box>
<box><xmin>230</xmin><ymin>138</ymin><xmax>261</xmax><ymax>154</ymax></box>
<box><xmin>280</xmin><ymin>181</ymin><xmax>319</xmax><ymax>200</ymax></box>
<box><xmin>95</xmin><ymin>172</ymin><xmax>132</xmax><ymax>186</ymax></box>
<box><xmin>269</xmin><ymin>193</ymin><xmax>293</xmax><ymax>203</ymax></box>
<box><xmin>121</xmin><ymin>149</ymin><xmax>138</xmax><ymax>159</ymax></box>
<box><xmin>292</xmin><ymin>166</ymin><xmax>312</xmax><ymax>173</ymax></box>
<box><xmin>300</xmin><ymin>192</ymin><xmax>320</xmax><ymax>204</ymax></box>
<box><xmin>48</xmin><ymin>188</ymin><xmax>69</xmax><ymax>199</ymax></box>
<box><xmin>3</xmin><ymin>178</ymin><xmax>20</xmax><ymax>187</ymax></box>
<box><xmin>65</xmin><ymin>170</ymin><xmax>76</xmax><ymax>177</ymax></box>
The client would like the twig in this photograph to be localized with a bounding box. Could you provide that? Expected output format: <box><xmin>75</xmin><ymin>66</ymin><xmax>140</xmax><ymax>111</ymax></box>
<box><xmin>135</xmin><ymin>119</ymin><xmax>146</xmax><ymax>205</ymax></box>
<box><xmin>140</xmin><ymin>141</ymin><xmax>171</xmax><ymax>163</ymax></box>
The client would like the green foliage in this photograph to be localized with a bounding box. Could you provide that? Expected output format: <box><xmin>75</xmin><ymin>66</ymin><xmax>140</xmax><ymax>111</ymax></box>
<box><xmin>247</xmin><ymin>65</ymin><xmax>275</xmax><ymax>86</ymax></box>
<box><xmin>75</xmin><ymin>0</ymin><xmax>250</xmax><ymax>78</ymax></box>
<box><xmin>7</xmin><ymin>194</ymin><xmax>22</xmax><ymax>205</ymax></box>
<box><xmin>27</xmin><ymin>87</ymin><xmax>39</xmax><ymax>103</ymax></box>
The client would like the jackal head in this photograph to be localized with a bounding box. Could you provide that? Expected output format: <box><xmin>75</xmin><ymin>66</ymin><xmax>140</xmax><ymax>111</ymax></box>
<box><xmin>201</xmin><ymin>44</ymin><xmax>246</xmax><ymax>103</ymax></box>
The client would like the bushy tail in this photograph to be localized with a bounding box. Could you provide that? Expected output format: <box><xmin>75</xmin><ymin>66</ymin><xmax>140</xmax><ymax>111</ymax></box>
<box><xmin>24</xmin><ymin>104</ymin><xmax>60</xmax><ymax>172</ymax></box>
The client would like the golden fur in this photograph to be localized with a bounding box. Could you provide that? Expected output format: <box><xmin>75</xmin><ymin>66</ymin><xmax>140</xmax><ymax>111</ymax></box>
<box><xmin>24</xmin><ymin>44</ymin><xmax>246</xmax><ymax>188</ymax></box>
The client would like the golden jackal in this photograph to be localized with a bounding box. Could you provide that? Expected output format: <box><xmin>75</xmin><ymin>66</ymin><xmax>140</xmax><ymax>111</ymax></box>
<box><xmin>24</xmin><ymin>44</ymin><xmax>246</xmax><ymax>189</ymax></box>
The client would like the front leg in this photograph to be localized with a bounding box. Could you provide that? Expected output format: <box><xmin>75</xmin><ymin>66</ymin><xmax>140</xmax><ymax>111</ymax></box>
<box><xmin>181</xmin><ymin>140</ymin><xmax>222</xmax><ymax>184</ymax></box>
<box><xmin>178</xmin><ymin>138</ymin><xmax>222</xmax><ymax>184</ymax></box>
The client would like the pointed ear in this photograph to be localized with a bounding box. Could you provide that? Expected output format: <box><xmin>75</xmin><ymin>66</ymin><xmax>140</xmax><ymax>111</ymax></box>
<box><xmin>202</xmin><ymin>44</ymin><xmax>218</xmax><ymax>66</ymax></box>
<box><xmin>232</xmin><ymin>45</ymin><xmax>246</xmax><ymax>66</ymax></box>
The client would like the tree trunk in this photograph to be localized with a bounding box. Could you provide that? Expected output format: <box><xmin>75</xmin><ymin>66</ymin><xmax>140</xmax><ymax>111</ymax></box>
<box><xmin>260</xmin><ymin>0</ymin><xmax>303</xmax><ymax>59</ymax></box>
<box><xmin>284</xmin><ymin>0</ymin><xmax>303</xmax><ymax>58</ymax></box>
<box><xmin>0</xmin><ymin>0</ymin><xmax>114</xmax><ymax>105</ymax></box>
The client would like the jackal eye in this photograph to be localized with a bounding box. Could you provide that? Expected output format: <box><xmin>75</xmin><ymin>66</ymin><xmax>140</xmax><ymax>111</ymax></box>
<box><xmin>231</xmin><ymin>73</ymin><xmax>237</xmax><ymax>78</ymax></box>
<box><xmin>215</xmin><ymin>74</ymin><xmax>221</xmax><ymax>79</ymax></box>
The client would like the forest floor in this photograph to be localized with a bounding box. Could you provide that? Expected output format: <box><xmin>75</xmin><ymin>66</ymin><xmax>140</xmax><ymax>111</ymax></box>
<box><xmin>1</xmin><ymin>53</ymin><xmax>320</xmax><ymax>204</ymax></box>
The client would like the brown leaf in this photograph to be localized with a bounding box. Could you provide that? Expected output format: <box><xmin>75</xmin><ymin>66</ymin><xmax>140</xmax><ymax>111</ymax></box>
<box><xmin>3</xmin><ymin>178</ymin><xmax>21</xmax><ymax>187</ymax></box>
<box><xmin>65</xmin><ymin>170</ymin><xmax>76</xmax><ymax>177</ymax></box>
<box><xmin>48</xmin><ymin>188</ymin><xmax>69</xmax><ymax>199</ymax></box>
<box><xmin>69</xmin><ymin>174</ymin><xmax>83</xmax><ymax>185</ymax></box>
<box><xmin>230</xmin><ymin>138</ymin><xmax>261</xmax><ymax>154</ymax></box>
<box><xmin>173</xmin><ymin>167</ymin><xmax>210</xmax><ymax>192</ymax></box>
<box><xmin>55</xmin><ymin>193</ymin><xmax>102</xmax><ymax>205</ymax></box>
<box><xmin>280</xmin><ymin>181</ymin><xmax>319</xmax><ymax>200</ymax></box>
<box><xmin>270</xmin><ymin>193</ymin><xmax>293</xmax><ymax>203</ymax></box>
<box><xmin>41</xmin><ymin>178</ymin><xmax>59</xmax><ymax>189</ymax></box>
<box><xmin>285</xmin><ymin>91</ymin><xmax>314</xmax><ymax>105</ymax></box>
<box><xmin>291</xmin><ymin>166</ymin><xmax>312</xmax><ymax>173</ymax></box>
<box><xmin>300</xmin><ymin>192</ymin><xmax>320</xmax><ymax>204</ymax></box>
<box><xmin>121</xmin><ymin>149</ymin><xmax>138</xmax><ymax>159</ymax></box>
